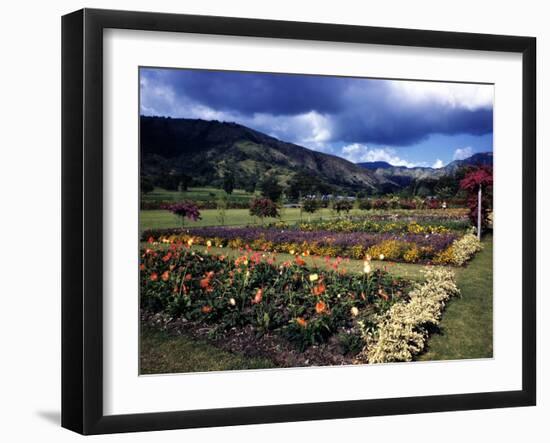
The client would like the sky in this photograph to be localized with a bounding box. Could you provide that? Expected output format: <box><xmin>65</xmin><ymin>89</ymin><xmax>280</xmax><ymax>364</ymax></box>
<box><xmin>139</xmin><ymin>67</ymin><xmax>494</xmax><ymax>168</ymax></box>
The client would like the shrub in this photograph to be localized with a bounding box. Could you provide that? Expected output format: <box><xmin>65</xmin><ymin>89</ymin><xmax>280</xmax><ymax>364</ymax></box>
<box><xmin>360</xmin><ymin>267</ymin><xmax>460</xmax><ymax>363</ymax></box>
<box><xmin>399</xmin><ymin>200</ymin><xmax>417</xmax><ymax>210</ymax></box>
<box><xmin>333</xmin><ymin>199</ymin><xmax>354</xmax><ymax>214</ymax></box>
<box><xmin>165</xmin><ymin>201</ymin><xmax>201</xmax><ymax>225</ymax></box>
<box><xmin>302</xmin><ymin>198</ymin><xmax>320</xmax><ymax>214</ymax></box>
<box><xmin>249</xmin><ymin>198</ymin><xmax>279</xmax><ymax>220</ymax></box>
<box><xmin>358</xmin><ymin>199</ymin><xmax>372</xmax><ymax>210</ymax></box>
<box><xmin>434</xmin><ymin>233</ymin><xmax>482</xmax><ymax>266</ymax></box>
<box><xmin>372</xmin><ymin>199</ymin><xmax>388</xmax><ymax>210</ymax></box>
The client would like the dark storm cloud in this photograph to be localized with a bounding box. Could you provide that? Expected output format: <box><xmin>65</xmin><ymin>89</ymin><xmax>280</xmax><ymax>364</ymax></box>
<box><xmin>152</xmin><ymin>69</ymin><xmax>346</xmax><ymax>115</ymax></box>
<box><xmin>140</xmin><ymin>68</ymin><xmax>493</xmax><ymax>147</ymax></box>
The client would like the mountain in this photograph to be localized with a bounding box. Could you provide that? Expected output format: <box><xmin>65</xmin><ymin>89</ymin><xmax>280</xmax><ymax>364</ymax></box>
<box><xmin>442</xmin><ymin>152</ymin><xmax>493</xmax><ymax>175</ymax></box>
<box><xmin>358</xmin><ymin>161</ymin><xmax>394</xmax><ymax>170</ymax></box>
<box><xmin>141</xmin><ymin>116</ymin><xmax>395</xmax><ymax>192</ymax></box>
<box><xmin>357</xmin><ymin>152</ymin><xmax>493</xmax><ymax>186</ymax></box>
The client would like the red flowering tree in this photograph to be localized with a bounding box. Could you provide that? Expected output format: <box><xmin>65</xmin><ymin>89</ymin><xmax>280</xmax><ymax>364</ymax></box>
<box><xmin>165</xmin><ymin>201</ymin><xmax>202</xmax><ymax>227</ymax></box>
<box><xmin>249</xmin><ymin>197</ymin><xmax>279</xmax><ymax>224</ymax></box>
<box><xmin>459</xmin><ymin>166</ymin><xmax>493</xmax><ymax>237</ymax></box>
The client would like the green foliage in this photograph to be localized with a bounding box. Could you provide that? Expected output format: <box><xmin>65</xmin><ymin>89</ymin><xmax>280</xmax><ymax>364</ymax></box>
<box><xmin>259</xmin><ymin>175</ymin><xmax>283</xmax><ymax>201</ymax></box>
<box><xmin>140</xmin><ymin>176</ymin><xmax>154</xmax><ymax>194</ymax></box>
<box><xmin>223</xmin><ymin>172</ymin><xmax>235</xmax><ymax>195</ymax></box>
<box><xmin>302</xmin><ymin>198</ymin><xmax>320</xmax><ymax>214</ymax></box>
<box><xmin>358</xmin><ymin>198</ymin><xmax>372</xmax><ymax>210</ymax></box>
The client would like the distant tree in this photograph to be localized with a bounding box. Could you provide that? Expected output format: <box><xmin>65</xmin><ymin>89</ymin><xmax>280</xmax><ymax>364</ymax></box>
<box><xmin>259</xmin><ymin>176</ymin><xmax>283</xmax><ymax>202</ymax></box>
<box><xmin>179</xmin><ymin>174</ymin><xmax>192</xmax><ymax>192</ymax></box>
<box><xmin>244</xmin><ymin>180</ymin><xmax>256</xmax><ymax>194</ymax></box>
<box><xmin>140</xmin><ymin>176</ymin><xmax>154</xmax><ymax>194</ymax></box>
<box><xmin>223</xmin><ymin>173</ymin><xmax>235</xmax><ymax>195</ymax></box>
<box><xmin>287</xmin><ymin>173</ymin><xmax>322</xmax><ymax>200</ymax></box>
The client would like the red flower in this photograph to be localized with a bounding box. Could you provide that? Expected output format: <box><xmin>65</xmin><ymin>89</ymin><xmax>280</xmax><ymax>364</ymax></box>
<box><xmin>162</xmin><ymin>252</ymin><xmax>172</xmax><ymax>262</ymax></box>
<box><xmin>252</xmin><ymin>288</ymin><xmax>263</xmax><ymax>304</ymax></box>
<box><xmin>139</xmin><ymin>263</ymin><xmax>145</xmax><ymax>271</ymax></box>
<box><xmin>315</xmin><ymin>301</ymin><xmax>327</xmax><ymax>314</ymax></box>
<box><xmin>150</xmin><ymin>272</ymin><xmax>158</xmax><ymax>282</ymax></box>
<box><xmin>184</xmin><ymin>273</ymin><xmax>192</xmax><ymax>281</ymax></box>
<box><xmin>295</xmin><ymin>256</ymin><xmax>306</xmax><ymax>266</ymax></box>
<box><xmin>312</xmin><ymin>283</ymin><xmax>326</xmax><ymax>296</ymax></box>
<box><xmin>161</xmin><ymin>271</ymin><xmax>170</xmax><ymax>281</ymax></box>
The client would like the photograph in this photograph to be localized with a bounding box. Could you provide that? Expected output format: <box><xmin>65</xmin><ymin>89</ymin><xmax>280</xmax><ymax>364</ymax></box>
<box><xmin>138</xmin><ymin>67</ymin><xmax>494</xmax><ymax>374</ymax></box>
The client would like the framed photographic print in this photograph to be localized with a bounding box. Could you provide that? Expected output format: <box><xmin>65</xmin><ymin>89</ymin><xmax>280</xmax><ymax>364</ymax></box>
<box><xmin>61</xmin><ymin>8</ymin><xmax>536</xmax><ymax>435</ymax></box>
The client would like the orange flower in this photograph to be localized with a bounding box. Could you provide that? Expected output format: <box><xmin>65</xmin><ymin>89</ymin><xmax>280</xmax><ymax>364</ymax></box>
<box><xmin>150</xmin><ymin>272</ymin><xmax>158</xmax><ymax>282</ymax></box>
<box><xmin>201</xmin><ymin>305</ymin><xmax>213</xmax><ymax>314</ymax></box>
<box><xmin>295</xmin><ymin>256</ymin><xmax>306</xmax><ymax>266</ymax></box>
<box><xmin>252</xmin><ymin>288</ymin><xmax>263</xmax><ymax>304</ymax></box>
<box><xmin>378</xmin><ymin>288</ymin><xmax>389</xmax><ymax>301</ymax></box>
<box><xmin>162</xmin><ymin>252</ymin><xmax>172</xmax><ymax>262</ymax></box>
<box><xmin>315</xmin><ymin>301</ymin><xmax>327</xmax><ymax>314</ymax></box>
<box><xmin>312</xmin><ymin>283</ymin><xmax>326</xmax><ymax>296</ymax></box>
<box><xmin>139</xmin><ymin>263</ymin><xmax>145</xmax><ymax>271</ymax></box>
<box><xmin>296</xmin><ymin>317</ymin><xmax>308</xmax><ymax>327</ymax></box>
<box><xmin>161</xmin><ymin>271</ymin><xmax>170</xmax><ymax>281</ymax></box>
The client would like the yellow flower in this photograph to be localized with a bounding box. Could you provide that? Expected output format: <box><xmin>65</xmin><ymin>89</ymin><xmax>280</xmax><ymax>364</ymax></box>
<box><xmin>289</xmin><ymin>249</ymin><xmax>295</xmax><ymax>255</ymax></box>
<box><xmin>309</xmin><ymin>273</ymin><xmax>319</xmax><ymax>282</ymax></box>
<box><xmin>187</xmin><ymin>238</ymin><xmax>194</xmax><ymax>247</ymax></box>
<box><xmin>350</xmin><ymin>307</ymin><xmax>359</xmax><ymax>317</ymax></box>
<box><xmin>206</xmin><ymin>240</ymin><xmax>212</xmax><ymax>247</ymax></box>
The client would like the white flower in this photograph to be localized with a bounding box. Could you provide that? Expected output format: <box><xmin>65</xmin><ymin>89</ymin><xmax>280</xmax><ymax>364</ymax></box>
<box><xmin>206</xmin><ymin>240</ymin><xmax>212</xmax><ymax>247</ymax></box>
<box><xmin>379</xmin><ymin>254</ymin><xmax>385</xmax><ymax>261</ymax></box>
<box><xmin>363</xmin><ymin>261</ymin><xmax>371</xmax><ymax>274</ymax></box>
<box><xmin>309</xmin><ymin>273</ymin><xmax>319</xmax><ymax>282</ymax></box>
<box><xmin>351</xmin><ymin>307</ymin><xmax>359</xmax><ymax>317</ymax></box>
<box><xmin>229</xmin><ymin>298</ymin><xmax>236</xmax><ymax>306</ymax></box>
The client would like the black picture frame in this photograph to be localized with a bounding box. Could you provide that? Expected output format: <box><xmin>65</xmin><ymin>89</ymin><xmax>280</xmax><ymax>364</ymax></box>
<box><xmin>62</xmin><ymin>8</ymin><xmax>536</xmax><ymax>435</ymax></box>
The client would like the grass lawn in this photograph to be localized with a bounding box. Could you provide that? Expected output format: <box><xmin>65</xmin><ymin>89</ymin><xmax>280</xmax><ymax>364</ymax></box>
<box><xmin>418</xmin><ymin>234</ymin><xmax>493</xmax><ymax>361</ymax></box>
<box><xmin>140</xmin><ymin>207</ymin><xmax>367</xmax><ymax>231</ymax></box>
<box><xmin>140</xmin><ymin>327</ymin><xmax>275</xmax><ymax>374</ymax></box>
<box><xmin>142</xmin><ymin>187</ymin><xmax>255</xmax><ymax>204</ymax></box>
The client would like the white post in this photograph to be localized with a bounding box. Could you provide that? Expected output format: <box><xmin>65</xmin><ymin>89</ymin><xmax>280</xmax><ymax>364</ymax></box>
<box><xmin>477</xmin><ymin>184</ymin><xmax>482</xmax><ymax>240</ymax></box>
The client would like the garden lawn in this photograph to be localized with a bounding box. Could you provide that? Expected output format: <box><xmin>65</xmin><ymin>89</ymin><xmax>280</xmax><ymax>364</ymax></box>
<box><xmin>140</xmin><ymin>207</ymin><xmax>367</xmax><ymax>232</ymax></box>
<box><xmin>140</xmin><ymin>327</ymin><xmax>275</xmax><ymax>374</ymax></box>
<box><xmin>418</xmin><ymin>234</ymin><xmax>493</xmax><ymax>361</ymax></box>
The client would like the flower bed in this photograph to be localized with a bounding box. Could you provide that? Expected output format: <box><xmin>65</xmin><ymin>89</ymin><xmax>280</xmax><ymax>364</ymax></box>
<box><xmin>360</xmin><ymin>267</ymin><xmax>460</xmax><ymax>363</ymax></box>
<box><xmin>142</xmin><ymin>226</ymin><xmax>460</xmax><ymax>263</ymax></box>
<box><xmin>141</xmin><ymin>244</ymin><xmax>410</xmax><ymax>352</ymax></box>
<box><xmin>293</xmin><ymin>219</ymin><xmax>470</xmax><ymax>234</ymax></box>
